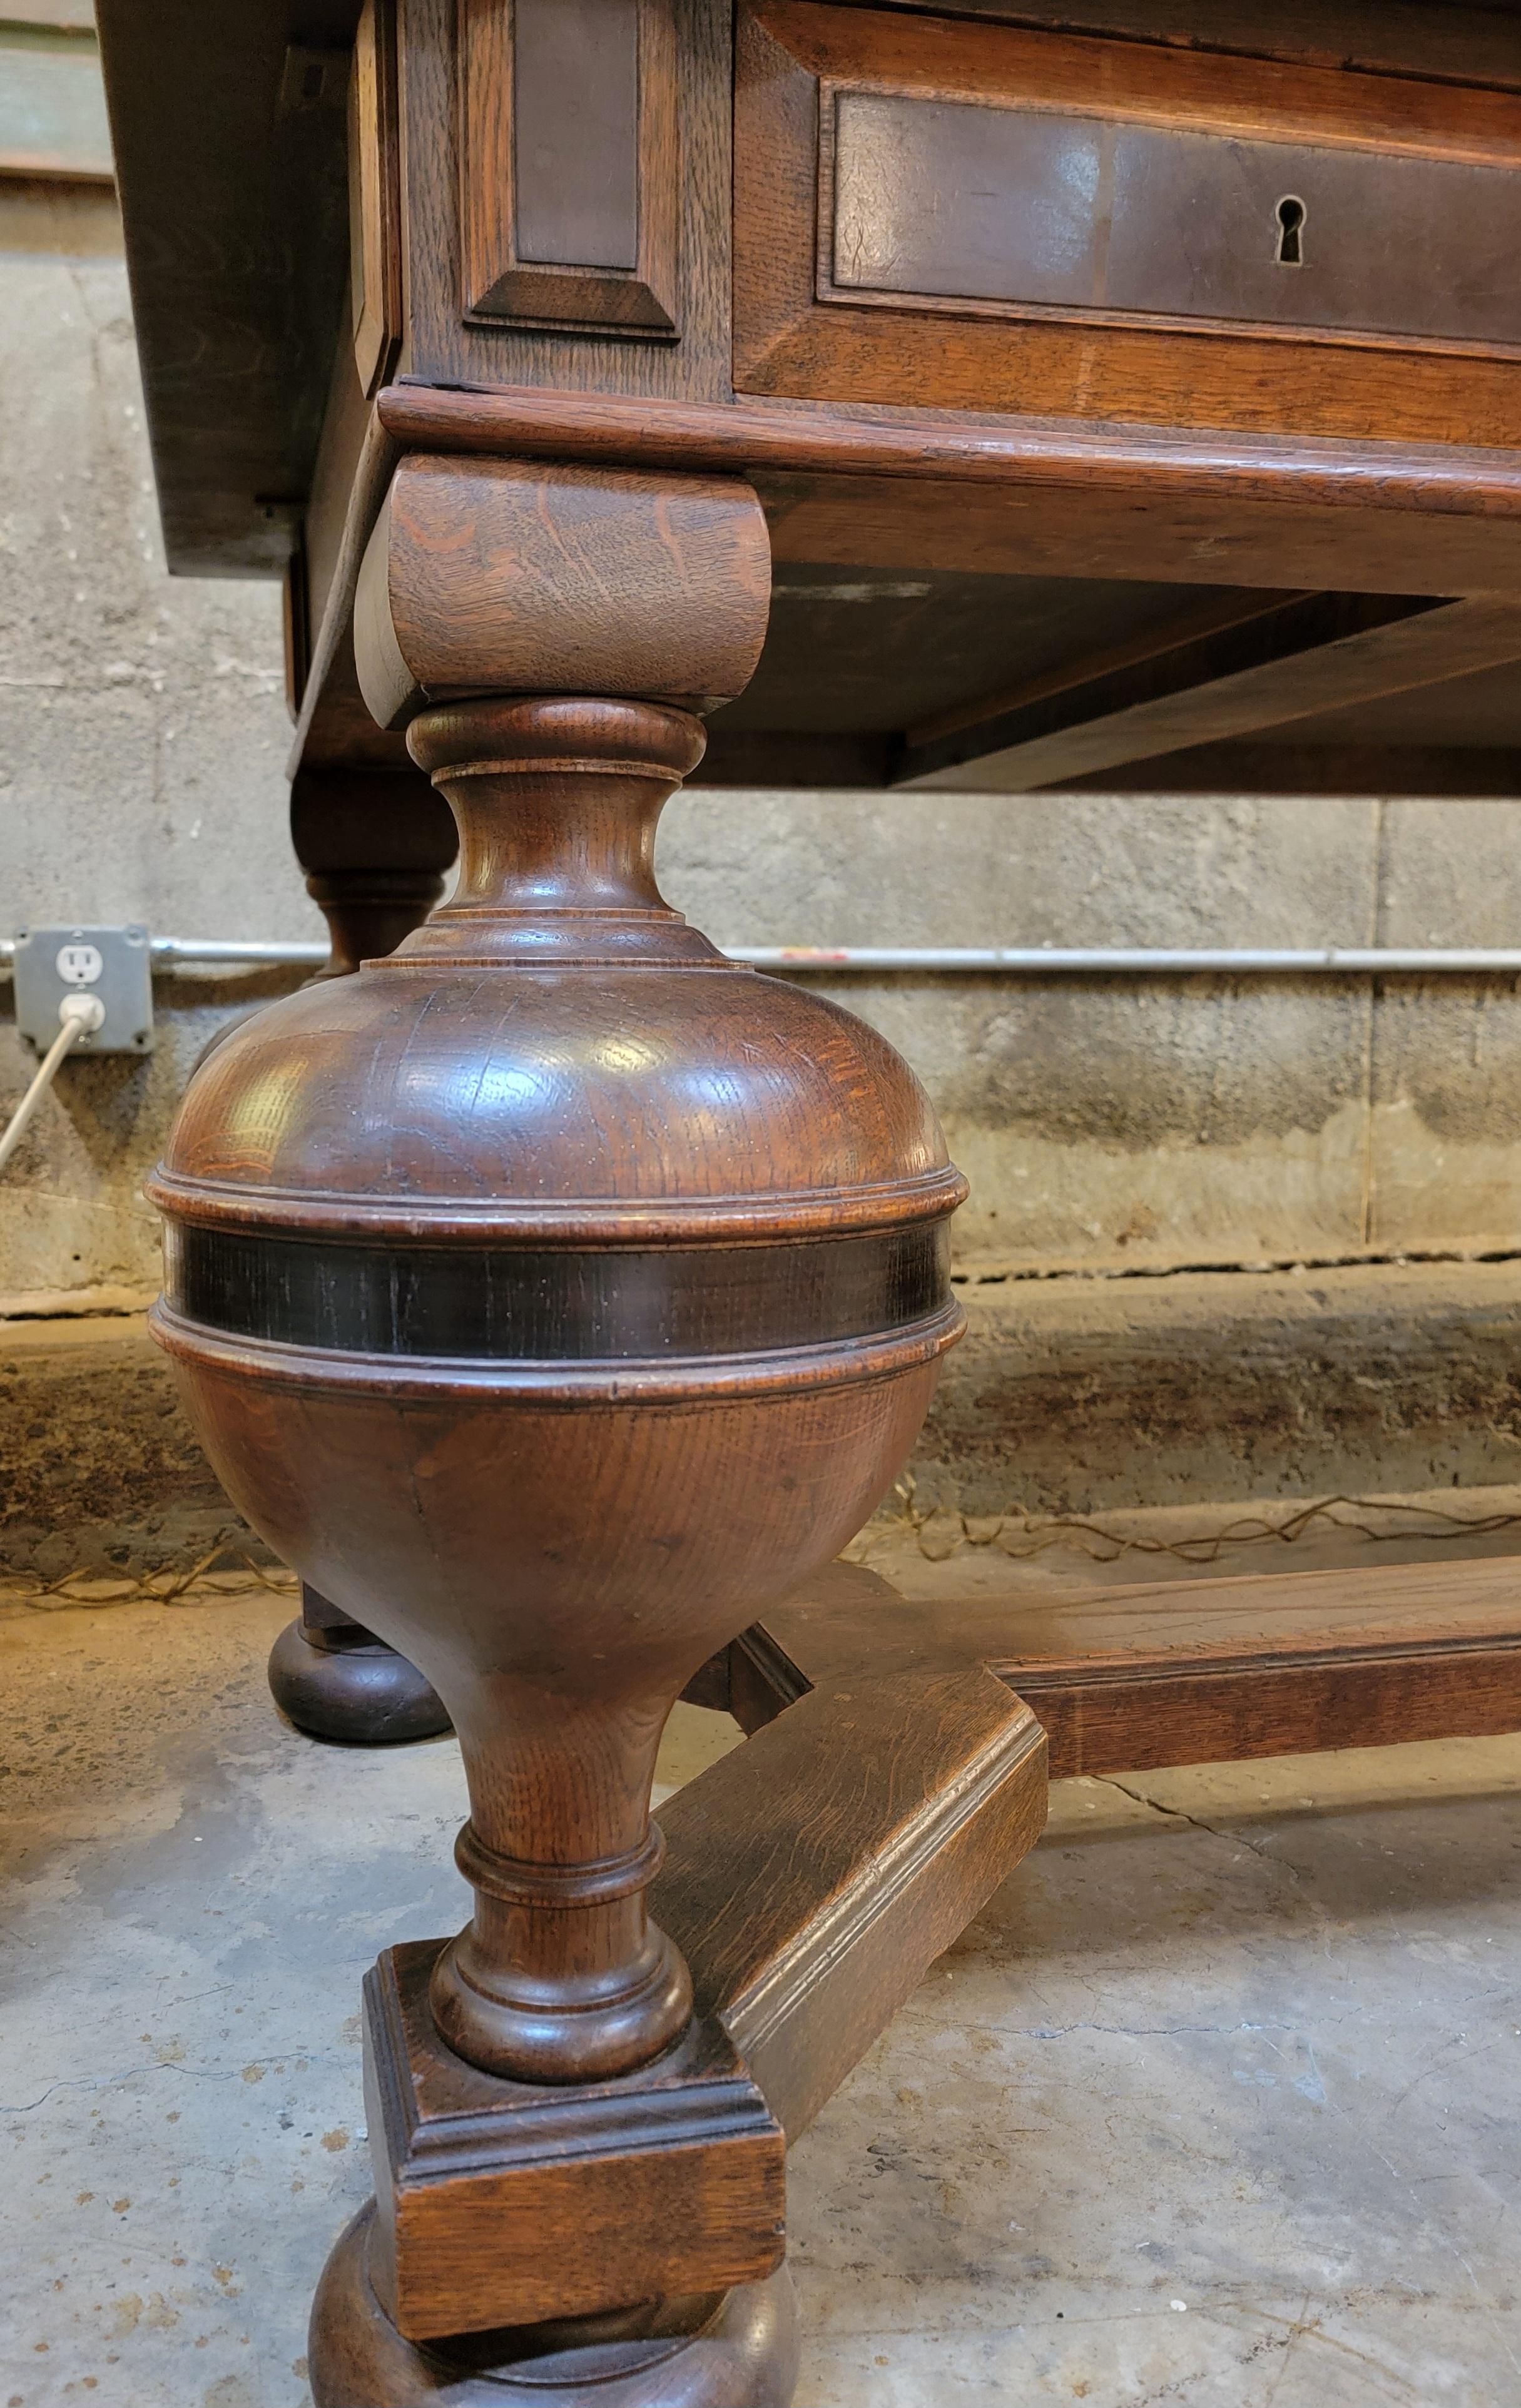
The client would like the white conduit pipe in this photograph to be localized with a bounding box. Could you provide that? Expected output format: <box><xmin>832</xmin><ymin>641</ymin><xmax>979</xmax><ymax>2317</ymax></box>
<box><xmin>733</xmin><ymin>947</ymin><xmax>1521</xmax><ymax>974</ymax></box>
<box><xmin>6</xmin><ymin>942</ymin><xmax>1521</xmax><ymax>975</ymax></box>
<box><xmin>0</xmin><ymin>993</ymin><xmax>105</xmax><ymax>1174</ymax></box>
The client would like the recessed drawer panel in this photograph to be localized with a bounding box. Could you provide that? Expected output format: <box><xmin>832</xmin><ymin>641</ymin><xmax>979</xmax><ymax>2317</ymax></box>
<box><xmin>833</xmin><ymin>93</ymin><xmax>1521</xmax><ymax>350</ymax></box>
<box><xmin>736</xmin><ymin>0</ymin><xmax>1521</xmax><ymax>442</ymax></box>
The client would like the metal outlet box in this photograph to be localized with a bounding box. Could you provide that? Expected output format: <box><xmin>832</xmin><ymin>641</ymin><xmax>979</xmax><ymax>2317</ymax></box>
<box><xmin>11</xmin><ymin>925</ymin><xmax>155</xmax><ymax>1055</ymax></box>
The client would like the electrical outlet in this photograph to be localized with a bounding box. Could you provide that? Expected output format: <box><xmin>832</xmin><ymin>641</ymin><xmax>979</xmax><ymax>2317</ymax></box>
<box><xmin>11</xmin><ymin>925</ymin><xmax>155</xmax><ymax>1055</ymax></box>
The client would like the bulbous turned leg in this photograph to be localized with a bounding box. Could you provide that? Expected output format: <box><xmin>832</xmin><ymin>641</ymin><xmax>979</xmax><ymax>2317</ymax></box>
<box><xmin>151</xmin><ymin>459</ymin><xmax>964</xmax><ymax>2397</ymax></box>
<box><xmin>268</xmin><ymin>1584</ymin><xmax>451</xmax><ymax>1745</ymax></box>
<box><xmin>309</xmin><ymin>2203</ymin><xmax>800</xmax><ymax>2408</ymax></box>
<box><xmin>266</xmin><ymin>773</ymin><xmax>460</xmax><ymax>1745</ymax></box>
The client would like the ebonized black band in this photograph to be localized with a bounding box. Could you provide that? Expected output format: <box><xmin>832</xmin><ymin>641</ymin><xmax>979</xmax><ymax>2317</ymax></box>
<box><xmin>163</xmin><ymin>1221</ymin><xmax>950</xmax><ymax>1361</ymax></box>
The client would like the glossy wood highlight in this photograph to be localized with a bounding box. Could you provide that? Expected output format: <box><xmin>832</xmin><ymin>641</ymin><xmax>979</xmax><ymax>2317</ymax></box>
<box><xmin>827</xmin><ymin>87</ymin><xmax>1521</xmax><ymax>353</ymax></box>
<box><xmin>266</xmin><ymin>764</ymin><xmax>459</xmax><ymax>1747</ymax></box>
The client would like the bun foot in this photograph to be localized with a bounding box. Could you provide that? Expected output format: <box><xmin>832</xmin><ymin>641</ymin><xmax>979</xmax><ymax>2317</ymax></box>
<box><xmin>308</xmin><ymin>2202</ymin><xmax>802</xmax><ymax>2407</ymax></box>
<box><xmin>268</xmin><ymin>1618</ymin><xmax>451</xmax><ymax>1746</ymax></box>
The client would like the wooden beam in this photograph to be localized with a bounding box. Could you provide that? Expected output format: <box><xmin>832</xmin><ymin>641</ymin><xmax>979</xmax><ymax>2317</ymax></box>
<box><xmin>656</xmin><ymin>1660</ymin><xmax>1046</xmax><ymax>2141</ymax></box>
<box><xmin>722</xmin><ymin>1553</ymin><xmax>1521</xmax><ymax>1784</ymax></box>
<box><xmin>893</xmin><ymin>593</ymin><xmax>1521</xmax><ymax>790</ymax></box>
<box><xmin>856</xmin><ymin>0</ymin><xmax>1521</xmax><ymax>89</ymax></box>
<box><xmin>1051</xmin><ymin>739</ymin><xmax>1521</xmax><ymax>797</ymax></box>
<box><xmin>377</xmin><ymin>388</ymin><xmax>1521</xmax><ymax>599</ymax></box>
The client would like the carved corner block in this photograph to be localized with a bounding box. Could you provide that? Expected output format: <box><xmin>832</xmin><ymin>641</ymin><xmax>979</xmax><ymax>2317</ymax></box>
<box><xmin>352</xmin><ymin>454</ymin><xmax>771</xmax><ymax>728</ymax></box>
<box><xmin>363</xmin><ymin>1940</ymin><xmax>788</xmax><ymax>2341</ymax></box>
<box><xmin>457</xmin><ymin>0</ymin><xmax>680</xmax><ymax>336</ymax></box>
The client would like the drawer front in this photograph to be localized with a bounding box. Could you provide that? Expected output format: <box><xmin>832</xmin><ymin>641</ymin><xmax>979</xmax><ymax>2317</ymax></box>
<box><xmin>831</xmin><ymin>93</ymin><xmax>1521</xmax><ymax>352</ymax></box>
<box><xmin>736</xmin><ymin>0</ymin><xmax>1521</xmax><ymax>443</ymax></box>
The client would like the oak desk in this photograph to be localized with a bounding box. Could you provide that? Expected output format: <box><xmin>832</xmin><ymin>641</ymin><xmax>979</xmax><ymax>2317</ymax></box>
<box><xmin>97</xmin><ymin>2</ymin><xmax>1521</xmax><ymax>2397</ymax></box>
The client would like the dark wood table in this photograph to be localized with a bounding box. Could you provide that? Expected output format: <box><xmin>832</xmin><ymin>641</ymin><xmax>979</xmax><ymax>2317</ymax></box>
<box><xmin>96</xmin><ymin>3</ymin><xmax>1521</xmax><ymax>2397</ymax></box>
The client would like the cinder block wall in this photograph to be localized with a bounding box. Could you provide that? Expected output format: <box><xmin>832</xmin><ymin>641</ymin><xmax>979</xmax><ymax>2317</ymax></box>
<box><xmin>677</xmin><ymin>794</ymin><xmax>1521</xmax><ymax>1269</ymax></box>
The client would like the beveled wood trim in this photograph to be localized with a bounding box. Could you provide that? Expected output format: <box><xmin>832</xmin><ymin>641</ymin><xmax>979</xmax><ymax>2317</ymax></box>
<box><xmin>287</xmin><ymin>405</ymin><xmax>398</xmax><ymax>779</ymax></box>
<box><xmin>364</xmin><ymin>1943</ymin><xmax>786</xmax><ymax>2339</ymax></box>
<box><xmin>291</xmin><ymin>376</ymin><xmax>1521</xmax><ymax>777</ymax></box>
<box><xmin>773</xmin><ymin>0</ymin><xmax>1521</xmax><ymax>164</ymax></box>
<box><xmin>349</xmin><ymin>0</ymin><xmax>403</xmax><ymax>396</ymax></box>
<box><xmin>815</xmin><ymin>83</ymin><xmax>1521</xmax><ymax>363</ymax></box>
<box><xmin>813</xmin><ymin>0</ymin><xmax>1521</xmax><ymax>93</ymax></box>
<box><xmin>145</xmin><ymin>1162</ymin><xmax>970</xmax><ymax>1242</ymax></box>
<box><xmin>372</xmin><ymin>383</ymin><xmax>1521</xmax><ymax>518</ymax></box>
<box><xmin>148</xmin><ymin>1297</ymin><xmax>967</xmax><ymax>1407</ymax></box>
<box><xmin>457</xmin><ymin>0</ymin><xmax>681</xmax><ymax>335</ymax></box>
<box><xmin>657</xmin><ymin>1663</ymin><xmax>1047</xmax><ymax>2141</ymax></box>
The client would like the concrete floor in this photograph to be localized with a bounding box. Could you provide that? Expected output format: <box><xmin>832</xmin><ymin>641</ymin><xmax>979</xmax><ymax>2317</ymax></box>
<box><xmin>4</xmin><ymin>1556</ymin><xmax>1521</xmax><ymax>2407</ymax></box>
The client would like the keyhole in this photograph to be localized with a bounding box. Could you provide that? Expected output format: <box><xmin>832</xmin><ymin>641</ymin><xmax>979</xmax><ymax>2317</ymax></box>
<box><xmin>1275</xmin><ymin>194</ymin><xmax>1306</xmax><ymax>267</ymax></box>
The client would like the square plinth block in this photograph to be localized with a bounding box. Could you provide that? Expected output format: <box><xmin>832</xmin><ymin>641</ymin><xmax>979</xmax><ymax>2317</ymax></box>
<box><xmin>363</xmin><ymin>1938</ymin><xmax>788</xmax><ymax>2340</ymax></box>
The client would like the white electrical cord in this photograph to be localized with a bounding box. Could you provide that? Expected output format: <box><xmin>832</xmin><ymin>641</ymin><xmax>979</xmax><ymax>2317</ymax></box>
<box><xmin>0</xmin><ymin>992</ymin><xmax>106</xmax><ymax>1174</ymax></box>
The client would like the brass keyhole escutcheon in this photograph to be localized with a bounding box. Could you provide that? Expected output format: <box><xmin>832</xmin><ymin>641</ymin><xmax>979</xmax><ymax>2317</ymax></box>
<box><xmin>1275</xmin><ymin>195</ymin><xmax>1306</xmax><ymax>267</ymax></box>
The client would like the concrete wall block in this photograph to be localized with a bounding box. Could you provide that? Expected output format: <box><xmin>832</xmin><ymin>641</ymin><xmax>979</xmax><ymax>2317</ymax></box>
<box><xmin>0</xmin><ymin>977</ymin><xmax>303</xmax><ymax>1299</ymax></box>
<box><xmin>1365</xmin><ymin>805</ymin><xmax>1521</xmax><ymax>1251</ymax></box>
<box><xmin>944</xmin><ymin>1098</ymin><xmax>1368</xmax><ymax>1268</ymax></box>
<box><xmin>0</xmin><ymin>1315</ymin><xmax>267</xmax><ymax>1579</ymax></box>
<box><xmin>1379</xmin><ymin>800</ymin><xmax>1521</xmax><ymax>949</ymax></box>
<box><xmin>760</xmin><ymin>977</ymin><xmax>1371</xmax><ymax>1264</ymax></box>
<box><xmin>659</xmin><ymin>789</ymin><xmax>1380</xmax><ymax>950</ymax></box>
<box><xmin>661</xmin><ymin>791</ymin><xmax>1381</xmax><ymax>1265</ymax></box>
<box><xmin>0</xmin><ymin>247</ymin><xmax>302</xmax><ymax>943</ymax></box>
<box><xmin>910</xmin><ymin>1257</ymin><xmax>1521</xmax><ymax>1518</ymax></box>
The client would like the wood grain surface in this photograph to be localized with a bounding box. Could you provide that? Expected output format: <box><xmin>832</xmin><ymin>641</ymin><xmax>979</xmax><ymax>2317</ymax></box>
<box><xmin>734</xmin><ymin>1553</ymin><xmax>1521</xmax><ymax>1780</ymax></box>
<box><xmin>371</xmin><ymin>385</ymin><xmax>1521</xmax><ymax>603</ymax></box>
<box><xmin>825</xmin><ymin>87</ymin><xmax>1521</xmax><ymax>351</ymax></box>
<box><xmin>353</xmin><ymin>456</ymin><xmax>772</xmax><ymax>726</ymax></box>
<box><xmin>658</xmin><ymin>1663</ymin><xmax>1047</xmax><ymax>2138</ymax></box>
<box><xmin>823</xmin><ymin>0</ymin><xmax>1521</xmax><ymax>91</ymax></box>
<box><xmin>735</xmin><ymin>1</ymin><xmax>1521</xmax><ymax>444</ymax></box>
<box><xmin>364</xmin><ymin>1942</ymin><xmax>786</xmax><ymax>2339</ymax></box>
<box><xmin>310</xmin><ymin>2203</ymin><xmax>800</xmax><ymax>2405</ymax></box>
<box><xmin>349</xmin><ymin>0</ymin><xmax>402</xmax><ymax>397</ymax></box>
<box><xmin>395</xmin><ymin>0</ymin><xmax>731</xmax><ymax>395</ymax></box>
